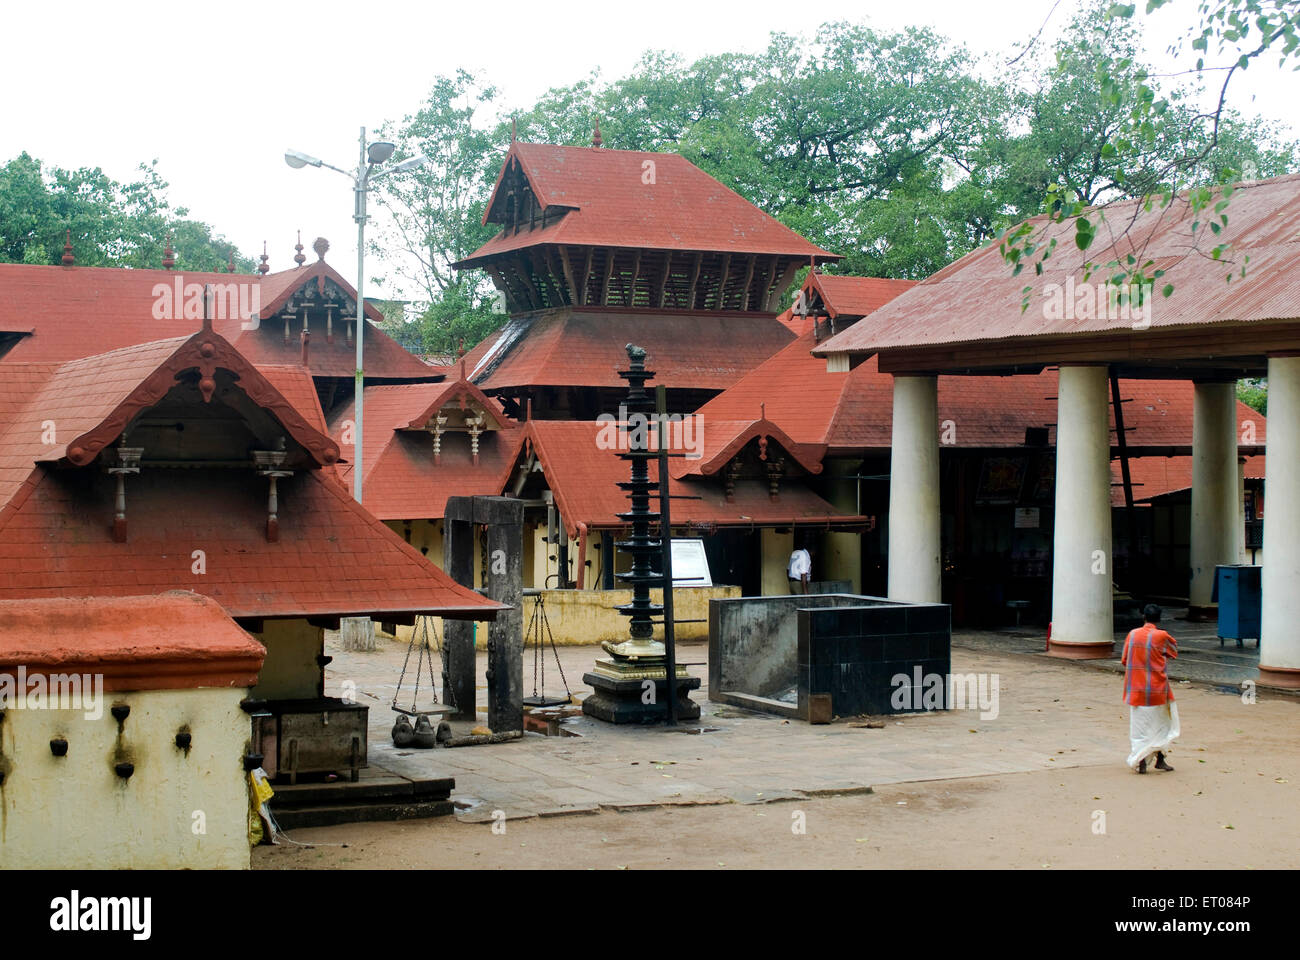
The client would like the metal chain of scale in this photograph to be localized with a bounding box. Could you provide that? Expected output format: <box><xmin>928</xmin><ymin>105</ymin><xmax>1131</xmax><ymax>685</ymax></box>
<box><xmin>523</xmin><ymin>593</ymin><xmax>572</xmax><ymax>707</ymax></box>
<box><xmin>393</xmin><ymin>615</ymin><xmax>442</xmax><ymax>714</ymax></box>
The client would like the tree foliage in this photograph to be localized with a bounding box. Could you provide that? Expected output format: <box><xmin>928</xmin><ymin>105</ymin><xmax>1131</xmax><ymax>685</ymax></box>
<box><xmin>0</xmin><ymin>153</ymin><xmax>252</xmax><ymax>271</ymax></box>
<box><xmin>370</xmin><ymin>7</ymin><xmax>1298</xmax><ymax>349</ymax></box>
<box><xmin>998</xmin><ymin>0</ymin><xmax>1300</xmax><ymax>304</ymax></box>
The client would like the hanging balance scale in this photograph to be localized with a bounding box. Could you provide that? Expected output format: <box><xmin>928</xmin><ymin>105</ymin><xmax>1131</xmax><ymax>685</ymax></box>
<box><xmin>521</xmin><ymin>591</ymin><xmax>573</xmax><ymax>708</ymax></box>
<box><xmin>391</xmin><ymin>615</ymin><xmax>455</xmax><ymax>748</ymax></box>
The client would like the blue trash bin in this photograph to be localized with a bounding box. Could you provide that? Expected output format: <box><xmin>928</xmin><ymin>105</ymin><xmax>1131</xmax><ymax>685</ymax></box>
<box><xmin>1213</xmin><ymin>564</ymin><xmax>1261</xmax><ymax>649</ymax></box>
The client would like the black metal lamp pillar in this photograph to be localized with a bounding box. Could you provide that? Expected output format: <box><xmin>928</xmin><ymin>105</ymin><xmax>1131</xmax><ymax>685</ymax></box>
<box><xmin>581</xmin><ymin>344</ymin><xmax>700</xmax><ymax>723</ymax></box>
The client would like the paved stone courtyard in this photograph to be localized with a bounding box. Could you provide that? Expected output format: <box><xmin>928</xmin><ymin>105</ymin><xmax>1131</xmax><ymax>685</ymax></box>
<box><xmin>320</xmin><ymin>612</ymin><xmax>1289</xmax><ymax>824</ymax></box>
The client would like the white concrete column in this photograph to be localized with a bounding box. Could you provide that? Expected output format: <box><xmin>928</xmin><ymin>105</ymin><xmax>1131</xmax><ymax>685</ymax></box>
<box><xmin>1048</xmin><ymin>365</ymin><xmax>1113</xmax><ymax>658</ymax></box>
<box><xmin>887</xmin><ymin>375</ymin><xmax>940</xmax><ymax>603</ymax></box>
<box><xmin>1189</xmin><ymin>381</ymin><xmax>1241</xmax><ymax>616</ymax></box>
<box><xmin>1260</xmin><ymin>357</ymin><xmax>1300</xmax><ymax>688</ymax></box>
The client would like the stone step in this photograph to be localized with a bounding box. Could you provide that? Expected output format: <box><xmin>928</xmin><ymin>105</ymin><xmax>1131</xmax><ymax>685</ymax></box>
<box><xmin>270</xmin><ymin>774</ymin><xmax>454</xmax><ymax>808</ymax></box>
<box><xmin>273</xmin><ymin>799</ymin><xmax>454</xmax><ymax>830</ymax></box>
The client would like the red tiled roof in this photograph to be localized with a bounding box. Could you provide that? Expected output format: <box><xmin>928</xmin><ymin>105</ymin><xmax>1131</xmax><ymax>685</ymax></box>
<box><xmin>461</xmin><ymin>307</ymin><xmax>794</xmax><ymax>391</ymax></box>
<box><xmin>258</xmin><ymin>364</ymin><xmax>331</xmax><ymax>435</ymax></box>
<box><xmin>816</xmin><ymin>172</ymin><xmax>1300</xmax><ymax>357</ymax></box>
<box><xmin>696</xmin><ymin>328</ymin><xmax>1268</xmax><ymax>455</ymax></box>
<box><xmin>808</xmin><ymin>274</ymin><xmax>919</xmax><ymax>319</ymax></box>
<box><xmin>0</xmin><ymin>331</ymin><xmax>343</xmax><ymax>509</ymax></box>
<box><xmin>0</xmin><ymin>466</ymin><xmax>501</xmax><ymax>620</ymax></box>
<box><xmin>524</xmin><ymin>420</ymin><xmax>862</xmax><ymax>538</ymax></box>
<box><xmin>328</xmin><ymin>380</ymin><xmax>525</xmax><ymax>521</ymax></box>
<box><xmin>0</xmin><ymin>592</ymin><xmax>266</xmax><ymax>691</ymax></box>
<box><xmin>0</xmin><ymin>329</ymin><xmax>500</xmax><ymax>621</ymax></box>
<box><xmin>669</xmin><ymin>418</ymin><xmax>825</xmax><ymax>480</ymax></box>
<box><xmin>0</xmin><ymin>262</ymin><xmax>432</xmax><ymax>378</ymax></box>
<box><xmin>1113</xmin><ymin>454</ymin><xmax>1266</xmax><ymax>506</ymax></box>
<box><xmin>458</xmin><ymin>142</ymin><xmax>839</xmax><ymax>266</ymax></box>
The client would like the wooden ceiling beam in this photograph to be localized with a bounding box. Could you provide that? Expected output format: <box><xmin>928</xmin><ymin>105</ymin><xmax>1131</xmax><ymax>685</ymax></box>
<box><xmin>508</xmin><ymin>256</ymin><xmax>542</xmax><ymax>311</ymax></box>
<box><xmin>685</xmin><ymin>253</ymin><xmax>703</xmax><ymax>310</ymax></box>
<box><xmin>558</xmin><ymin>245</ymin><xmax>581</xmax><ymax>306</ymax></box>
<box><xmin>581</xmin><ymin>247</ymin><xmax>594</xmax><ymax>306</ymax></box>
<box><xmin>654</xmin><ymin>251</ymin><xmax>671</xmax><ymax>309</ymax></box>
<box><xmin>600</xmin><ymin>248</ymin><xmax>616</xmax><ymax>306</ymax></box>
<box><xmin>627</xmin><ymin>250</ymin><xmax>642</xmax><ymax>307</ymax></box>
<box><xmin>740</xmin><ymin>255</ymin><xmax>756</xmax><ymax>312</ymax></box>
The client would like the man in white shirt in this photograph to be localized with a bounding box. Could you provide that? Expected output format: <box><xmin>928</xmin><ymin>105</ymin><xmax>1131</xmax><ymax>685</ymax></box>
<box><xmin>788</xmin><ymin>546</ymin><xmax>812</xmax><ymax>594</ymax></box>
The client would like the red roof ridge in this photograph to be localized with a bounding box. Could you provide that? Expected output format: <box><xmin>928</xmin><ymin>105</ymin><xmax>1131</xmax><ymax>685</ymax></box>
<box><xmin>672</xmin><ymin>417</ymin><xmax>826</xmax><ymax>479</ymax></box>
<box><xmin>48</xmin><ymin>329</ymin><xmax>341</xmax><ymax>469</ymax></box>
<box><xmin>257</xmin><ymin>258</ymin><xmax>385</xmax><ymax>323</ymax></box>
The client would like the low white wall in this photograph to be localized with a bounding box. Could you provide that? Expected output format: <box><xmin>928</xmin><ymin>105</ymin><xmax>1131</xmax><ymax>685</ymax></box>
<box><xmin>0</xmin><ymin>686</ymin><xmax>253</xmax><ymax>869</ymax></box>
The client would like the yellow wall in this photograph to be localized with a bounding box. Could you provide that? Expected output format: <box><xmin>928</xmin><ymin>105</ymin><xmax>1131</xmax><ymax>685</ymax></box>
<box><xmin>251</xmin><ymin>619</ymin><xmax>323</xmax><ymax>700</ymax></box>
<box><xmin>533</xmin><ymin>586</ymin><xmax>739</xmax><ymax>645</ymax></box>
<box><xmin>821</xmin><ymin>461</ymin><xmax>863</xmax><ymax>593</ymax></box>
<box><xmin>0</xmin><ymin>687</ymin><xmax>253</xmax><ymax>869</ymax></box>
<box><xmin>761</xmin><ymin>528</ymin><xmax>795</xmax><ymax>595</ymax></box>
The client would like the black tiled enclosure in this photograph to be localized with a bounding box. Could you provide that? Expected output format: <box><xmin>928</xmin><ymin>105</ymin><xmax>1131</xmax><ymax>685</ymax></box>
<box><xmin>708</xmin><ymin>594</ymin><xmax>952</xmax><ymax>720</ymax></box>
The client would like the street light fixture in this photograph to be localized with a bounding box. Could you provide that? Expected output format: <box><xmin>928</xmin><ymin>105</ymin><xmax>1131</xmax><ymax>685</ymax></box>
<box><xmin>284</xmin><ymin>127</ymin><xmax>427</xmax><ymax>505</ymax></box>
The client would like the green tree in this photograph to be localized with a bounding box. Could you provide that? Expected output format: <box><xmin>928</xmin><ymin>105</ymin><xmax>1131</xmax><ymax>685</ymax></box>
<box><xmin>998</xmin><ymin>0</ymin><xmax>1300</xmax><ymax>301</ymax></box>
<box><xmin>0</xmin><ymin>153</ymin><xmax>252</xmax><ymax>271</ymax></box>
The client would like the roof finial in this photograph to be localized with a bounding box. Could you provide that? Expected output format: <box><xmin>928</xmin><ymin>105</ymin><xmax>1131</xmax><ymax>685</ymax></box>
<box><xmin>457</xmin><ymin>336</ymin><xmax>465</xmax><ymax>359</ymax></box>
<box><xmin>226</xmin><ymin>249</ymin><xmax>236</xmax><ymax>273</ymax></box>
<box><xmin>313</xmin><ymin>236</ymin><xmax>329</xmax><ymax>262</ymax></box>
<box><xmin>202</xmin><ymin>283</ymin><xmax>213</xmax><ymax>332</ymax></box>
<box><xmin>293</xmin><ymin>230</ymin><xmax>306</xmax><ymax>267</ymax></box>
<box><xmin>511</xmin><ymin>116</ymin><xmax>517</xmax><ymax>142</ymax></box>
<box><xmin>459</xmin><ymin>357</ymin><xmax>467</xmax><ymax>381</ymax></box>
<box><xmin>761</xmin><ymin>402</ymin><xmax>766</xmax><ymax>421</ymax></box>
<box><xmin>592</xmin><ymin>120</ymin><xmax>602</xmax><ymax>149</ymax></box>
<box><xmin>258</xmin><ymin>241</ymin><xmax>270</xmax><ymax>275</ymax></box>
<box><xmin>162</xmin><ymin>234</ymin><xmax>176</xmax><ymax>270</ymax></box>
<box><xmin>809</xmin><ymin>254</ymin><xmax>816</xmax><ymax>276</ymax></box>
<box><xmin>61</xmin><ymin>229</ymin><xmax>74</xmax><ymax>267</ymax></box>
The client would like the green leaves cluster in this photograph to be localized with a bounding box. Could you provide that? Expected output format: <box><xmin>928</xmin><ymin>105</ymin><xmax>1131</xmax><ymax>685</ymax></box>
<box><xmin>1001</xmin><ymin>0</ymin><xmax>1300</xmax><ymax>307</ymax></box>
<box><xmin>0</xmin><ymin>153</ymin><xmax>252</xmax><ymax>272</ymax></box>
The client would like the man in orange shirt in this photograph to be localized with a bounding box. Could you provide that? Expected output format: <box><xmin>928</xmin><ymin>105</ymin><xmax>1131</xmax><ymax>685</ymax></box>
<box><xmin>1121</xmin><ymin>603</ymin><xmax>1179</xmax><ymax>774</ymax></box>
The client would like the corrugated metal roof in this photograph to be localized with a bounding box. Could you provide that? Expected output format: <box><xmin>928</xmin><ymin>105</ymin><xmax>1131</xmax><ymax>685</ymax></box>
<box><xmin>815</xmin><ymin>172</ymin><xmax>1300</xmax><ymax>357</ymax></box>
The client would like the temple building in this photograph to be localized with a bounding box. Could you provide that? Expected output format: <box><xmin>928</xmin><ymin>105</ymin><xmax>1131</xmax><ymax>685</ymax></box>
<box><xmin>0</xmin><ymin>248</ymin><xmax>503</xmax><ymax>865</ymax></box>
<box><xmin>698</xmin><ymin>269</ymin><xmax>1267</xmax><ymax>625</ymax></box>
<box><xmin>451</xmin><ymin>131</ymin><xmax>838</xmax><ymax>418</ymax></box>
<box><xmin>0</xmin><ymin>310</ymin><xmax>500</xmax><ymax>694</ymax></box>
<box><xmin>815</xmin><ymin>171</ymin><xmax>1293</xmax><ymax>681</ymax></box>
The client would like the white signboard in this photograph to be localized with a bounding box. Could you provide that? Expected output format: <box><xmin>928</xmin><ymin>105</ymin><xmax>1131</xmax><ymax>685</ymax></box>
<box><xmin>1014</xmin><ymin>507</ymin><xmax>1040</xmax><ymax>529</ymax></box>
<box><xmin>670</xmin><ymin>539</ymin><xmax>712</xmax><ymax>587</ymax></box>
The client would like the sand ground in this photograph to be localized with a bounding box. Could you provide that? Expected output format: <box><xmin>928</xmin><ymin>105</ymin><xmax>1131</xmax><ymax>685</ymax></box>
<box><xmin>255</xmin><ymin>633</ymin><xmax>1299</xmax><ymax>870</ymax></box>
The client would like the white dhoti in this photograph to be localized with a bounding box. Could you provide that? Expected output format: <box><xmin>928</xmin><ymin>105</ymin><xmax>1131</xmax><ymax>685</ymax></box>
<box><xmin>1126</xmin><ymin>702</ymin><xmax>1180</xmax><ymax>768</ymax></box>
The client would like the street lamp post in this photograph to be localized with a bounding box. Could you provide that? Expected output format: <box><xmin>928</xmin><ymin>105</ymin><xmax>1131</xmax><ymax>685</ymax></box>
<box><xmin>285</xmin><ymin>129</ymin><xmax>426</xmax><ymax>504</ymax></box>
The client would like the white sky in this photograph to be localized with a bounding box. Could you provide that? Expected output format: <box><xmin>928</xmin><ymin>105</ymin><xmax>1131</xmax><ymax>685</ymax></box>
<box><xmin>2</xmin><ymin>0</ymin><xmax>1295</xmax><ymax>298</ymax></box>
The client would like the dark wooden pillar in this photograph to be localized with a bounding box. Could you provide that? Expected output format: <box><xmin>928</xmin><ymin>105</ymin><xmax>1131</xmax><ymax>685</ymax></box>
<box><xmin>479</xmin><ymin>496</ymin><xmax>525</xmax><ymax>733</ymax></box>
<box><xmin>442</xmin><ymin>498</ymin><xmax>477</xmax><ymax>721</ymax></box>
